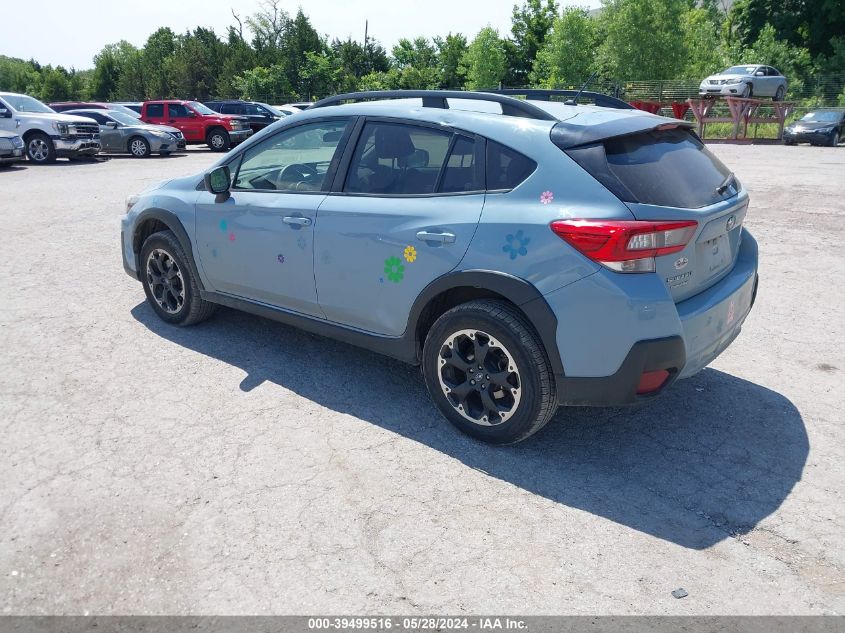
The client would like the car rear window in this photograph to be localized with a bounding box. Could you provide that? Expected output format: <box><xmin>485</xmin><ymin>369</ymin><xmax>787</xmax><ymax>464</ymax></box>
<box><xmin>486</xmin><ymin>141</ymin><xmax>536</xmax><ymax>191</ymax></box>
<box><xmin>564</xmin><ymin>127</ymin><xmax>736</xmax><ymax>209</ymax></box>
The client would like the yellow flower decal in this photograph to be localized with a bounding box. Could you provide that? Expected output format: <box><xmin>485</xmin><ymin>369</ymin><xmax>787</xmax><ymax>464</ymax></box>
<box><xmin>404</xmin><ymin>245</ymin><xmax>417</xmax><ymax>263</ymax></box>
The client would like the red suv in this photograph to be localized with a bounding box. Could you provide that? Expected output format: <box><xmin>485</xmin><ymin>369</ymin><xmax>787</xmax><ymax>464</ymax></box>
<box><xmin>140</xmin><ymin>100</ymin><xmax>252</xmax><ymax>151</ymax></box>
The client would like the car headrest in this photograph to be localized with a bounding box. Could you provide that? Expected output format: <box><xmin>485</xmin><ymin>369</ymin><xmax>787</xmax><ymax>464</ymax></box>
<box><xmin>375</xmin><ymin>126</ymin><xmax>415</xmax><ymax>160</ymax></box>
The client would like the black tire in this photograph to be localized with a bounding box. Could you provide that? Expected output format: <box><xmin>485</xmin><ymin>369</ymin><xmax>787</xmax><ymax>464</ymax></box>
<box><xmin>139</xmin><ymin>230</ymin><xmax>216</xmax><ymax>326</ymax></box>
<box><xmin>207</xmin><ymin>128</ymin><xmax>230</xmax><ymax>152</ymax></box>
<box><xmin>128</xmin><ymin>136</ymin><xmax>151</xmax><ymax>158</ymax></box>
<box><xmin>774</xmin><ymin>85</ymin><xmax>785</xmax><ymax>101</ymax></box>
<box><xmin>829</xmin><ymin>132</ymin><xmax>840</xmax><ymax>147</ymax></box>
<box><xmin>25</xmin><ymin>132</ymin><xmax>56</xmax><ymax>164</ymax></box>
<box><xmin>159</xmin><ymin>151</ymin><xmax>172</xmax><ymax>156</ymax></box>
<box><xmin>740</xmin><ymin>83</ymin><xmax>752</xmax><ymax>99</ymax></box>
<box><xmin>422</xmin><ymin>300</ymin><xmax>557</xmax><ymax>444</ymax></box>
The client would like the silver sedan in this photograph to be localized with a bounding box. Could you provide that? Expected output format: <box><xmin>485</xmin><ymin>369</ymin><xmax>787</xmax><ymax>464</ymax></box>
<box><xmin>64</xmin><ymin>109</ymin><xmax>186</xmax><ymax>157</ymax></box>
<box><xmin>699</xmin><ymin>64</ymin><xmax>788</xmax><ymax>100</ymax></box>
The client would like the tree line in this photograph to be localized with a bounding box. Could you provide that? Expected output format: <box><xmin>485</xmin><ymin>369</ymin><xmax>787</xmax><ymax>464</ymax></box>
<box><xmin>1</xmin><ymin>0</ymin><xmax>843</xmax><ymax>104</ymax></box>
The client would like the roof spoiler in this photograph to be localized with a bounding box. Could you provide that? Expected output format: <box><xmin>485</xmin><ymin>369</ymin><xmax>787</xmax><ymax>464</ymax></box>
<box><xmin>551</xmin><ymin>116</ymin><xmax>694</xmax><ymax>150</ymax></box>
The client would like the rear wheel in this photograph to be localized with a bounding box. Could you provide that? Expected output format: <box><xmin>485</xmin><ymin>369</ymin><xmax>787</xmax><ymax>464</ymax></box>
<box><xmin>207</xmin><ymin>128</ymin><xmax>230</xmax><ymax>152</ymax></box>
<box><xmin>25</xmin><ymin>132</ymin><xmax>56</xmax><ymax>164</ymax></box>
<box><xmin>422</xmin><ymin>300</ymin><xmax>557</xmax><ymax>444</ymax></box>
<box><xmin>830</xmin><ymin>132</ymin><xmax>840</xmax><ymax>147</ymax></box>
<box><xmin>140</xmin><ymin>230</ymin><xmax>216</xmax><ymax>326</ymax></box>
<box><xmin>774</xmin><ymin>85</ymin><xmax>785</xmax><ymax>101</ymax></box>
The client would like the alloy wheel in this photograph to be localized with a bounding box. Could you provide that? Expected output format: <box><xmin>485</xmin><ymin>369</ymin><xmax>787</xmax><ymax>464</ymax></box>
<box><xmin>210</xmin><ymin>134</ymin><xmax>225</xmax><ymax>149</ymax></box>
<box><xmin>437</xmin><ymin>329</ymin><xmax>521</xmax><ymax>426</ymax></box>
<box><xmin>28</xmin><ymin>138</ymin><xmax>49</xmax><ymax>161</ymax></box>
<box><xmin>130</xmin><ymin>138</ymin><xmax>148</xmax><ymax>157</ymax></box>
<box><xmin>146</xmin><ymin>248</ymin><xmax>185</xmax><ymax>314</ymax></box>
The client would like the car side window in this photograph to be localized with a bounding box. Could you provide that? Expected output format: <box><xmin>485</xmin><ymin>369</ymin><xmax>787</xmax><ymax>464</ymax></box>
<box><xmin>344</xmin><ymin>122</ymin><xmax>452</xmax><ymax>195</ymax></box>
<box><xmin>440</xmin><ymin>135</ymin><xmax>483</xmax><ymax>193</ymax></box>
<box><xmin>486</xmin><ymin>140</ymin><xmax>537</xmax><ymax>191</ymax></box>
<box><xmin>232</xmin><ymin>119</ymin><xmax>350</xmax><ymax>192</ymax></box>
<box><xmin>243</xmin><ymin>104</ymin><xmax>265</xmax><ymax>116</ymax></box>
<box><xmin>222</xmin><ymin>103</ymin><xmax>242</xmax><ymax>115</ymax></box>
<box><xmin>83</xmin><ymin>112</ymin><xmax>108</xmax><ymax>124</ymax></box>
<box><xmin>168</xmin><ymin>104</ymin><xmax>191</xmax><ymax>118</ymax></box>
<box><xmin>146</xmin><ymin>103</ymin><xmax>164</xmax><ymax>118</ymax></box>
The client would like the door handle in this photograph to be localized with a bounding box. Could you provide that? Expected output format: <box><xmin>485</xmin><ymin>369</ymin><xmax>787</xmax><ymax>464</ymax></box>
<box><xmin>416</xmin><ymin>230</ymin><xmax>456</xmax><ymax>244</ymax></box>
<box><xmin>283</xmin><ymin>216</ymin><xmax>312</xmax><ymax>227</ymax></box>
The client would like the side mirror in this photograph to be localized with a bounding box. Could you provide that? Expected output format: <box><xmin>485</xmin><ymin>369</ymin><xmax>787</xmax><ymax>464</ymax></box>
<box><xmin>188</xmin><ymin>111</ymin><xmax>197</xmax><ymax>118</ymax></box>
<box><xmin>0</xmin><ymin>107</ymin><xmax>10</xmax><ymax>118</ymax></box>
<box><xmin>204</xmin><ymin>165</ymin><xmax>231</xmax><ymax>195</ymax></box>
<box><xmin>105</xmin><ymin>121</ymin><xmax>118</xmax><ymax>128</ymax></box>
<box><xmin>755</xmin><ymin>71</ymin><xmax>765</xmax><ymax>76</ymax></box>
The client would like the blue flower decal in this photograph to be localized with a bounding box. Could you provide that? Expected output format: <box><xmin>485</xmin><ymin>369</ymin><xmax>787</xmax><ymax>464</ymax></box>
<box><xmin>502</xmin><ymin>230</ymin><xmax>530</xmax><ymax>260</ymax></box>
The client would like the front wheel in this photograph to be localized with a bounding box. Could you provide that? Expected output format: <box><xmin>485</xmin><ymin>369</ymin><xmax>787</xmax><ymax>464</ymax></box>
<box><xmin>741</xmin><ymin>83</ymin><xmax>752</xmax><ymax>99</ymax></box>
<box><xmin>422</xmin><ymin>300</ymin><xmax>557</xmax><ymax>444</ymax></box>
<box><xmin>25</xmin><ymin>132</ymin><xmax>56</xmax><ymax>164</ymax></box>
<box><xmin>140</xmin><ymin>230</ymin><xmax>216</xmax><ymax>326</ymax></box>
<box><xmin>128</xmin><ymin>136</ymin><xmax>151</xmax><ymax>158</ymax></box>
<box><xmin>207</xmin><ymin>128</ymin><xmax>231</xmax><ymax>152</ymax></box>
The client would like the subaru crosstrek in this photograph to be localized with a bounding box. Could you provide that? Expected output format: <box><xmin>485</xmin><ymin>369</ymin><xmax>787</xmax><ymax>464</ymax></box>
<box><xmin>121</xmin><ymin>90</ymin><xmax>759</xmax><ymax>444</ymax></box>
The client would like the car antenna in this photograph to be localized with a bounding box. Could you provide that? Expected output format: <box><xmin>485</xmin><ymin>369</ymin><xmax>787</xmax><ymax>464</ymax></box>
<box><xmin>565</xmin><ymin>71</ymin><xmax>599</xmax><ymax>106</ymax></box>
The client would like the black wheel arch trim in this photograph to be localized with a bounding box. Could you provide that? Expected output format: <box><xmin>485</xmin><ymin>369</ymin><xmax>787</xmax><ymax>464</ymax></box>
<box><xmin>405</xmin><ymin>269</ymin><xmax>565</xmax><ymax>376</ymax></box>
<box><xmin>132</xmin><ymin>208</ymin><xmax>206</xmax><ymax>291</ymax></box>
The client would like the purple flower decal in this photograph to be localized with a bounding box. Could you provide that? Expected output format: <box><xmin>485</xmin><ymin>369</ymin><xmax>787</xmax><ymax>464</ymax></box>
<box><xmin>277</xmin><ymin>254</ymin><xmax>285</xmax><ymax>264</ymax></box>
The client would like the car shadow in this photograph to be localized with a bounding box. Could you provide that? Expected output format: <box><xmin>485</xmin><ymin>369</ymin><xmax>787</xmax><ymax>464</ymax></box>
<box><xmin>131</xmin><ymin>302</ymin><xmax>808</xmax><ymax>550</ymax></box>
<box><xmin>103</xmin><ymin>153</ymin><xmax>188</xmax><ymax>160</ymax></box>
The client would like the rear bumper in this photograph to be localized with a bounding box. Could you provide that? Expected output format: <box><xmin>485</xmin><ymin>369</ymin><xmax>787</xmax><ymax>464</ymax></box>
<box><xmin>546</xmin><ymin>230</ymin><xmax>759</xmax><ymax>406</ymax></box>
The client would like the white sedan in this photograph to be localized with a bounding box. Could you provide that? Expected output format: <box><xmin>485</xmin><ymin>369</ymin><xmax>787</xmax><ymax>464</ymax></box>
<box><xmin>699</xmin><ymin>64</ymin><xmax>788</xmax><ymax>100</ymax></box>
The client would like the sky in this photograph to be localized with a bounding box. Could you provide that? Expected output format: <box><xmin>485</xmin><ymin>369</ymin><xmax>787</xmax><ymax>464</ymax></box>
<box><xmin>4</xmin><ymin>0</ymin><xmax>602</xmax><ymax>70</ymax></box>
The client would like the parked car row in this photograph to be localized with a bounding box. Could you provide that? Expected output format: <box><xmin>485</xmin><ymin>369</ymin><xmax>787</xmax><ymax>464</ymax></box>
<box><xmin>0</xmin><ymin>93</ymin><xmax>316</xmax><ymax>164</ymax></box>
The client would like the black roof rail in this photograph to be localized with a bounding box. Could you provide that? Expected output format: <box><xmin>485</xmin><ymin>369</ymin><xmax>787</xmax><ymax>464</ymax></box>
<box><xmin>481</xmin><ymin>89</ymin><xmax>634</xmax><ymax>110</ymax></box>
<box><xmin>307</xmin><ymin>90</ymin><xmax>558</xmax><ymax>121</ymax></box>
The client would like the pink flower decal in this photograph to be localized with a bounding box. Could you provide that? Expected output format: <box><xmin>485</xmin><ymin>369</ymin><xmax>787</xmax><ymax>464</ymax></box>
<box><xmin>540</xmin><ymin>191</ymin><xmax>554</xmax><ymax>205</ymax></box>
<box><xmin>228</xmin><ymin>232</ymin><xmax>236</xmax><ymax>242</ymax></box>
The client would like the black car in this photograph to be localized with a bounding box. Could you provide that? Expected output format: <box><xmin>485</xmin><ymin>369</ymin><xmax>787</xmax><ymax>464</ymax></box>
<box><xmin>203</xmin><ymin>100</ymin><xmax>287</xmax><ymax>133</ymax></box>
<box><xmin>784</xmin><ymin>109</ymin><xmax>844</xmax><ymax>147</ymax></box>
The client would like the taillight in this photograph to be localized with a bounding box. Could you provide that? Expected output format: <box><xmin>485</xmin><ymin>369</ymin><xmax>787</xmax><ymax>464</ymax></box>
<box><xmin>550</xmin><ymin>219</ymin><xmax>698</xmax><ymax>273</ymax></box>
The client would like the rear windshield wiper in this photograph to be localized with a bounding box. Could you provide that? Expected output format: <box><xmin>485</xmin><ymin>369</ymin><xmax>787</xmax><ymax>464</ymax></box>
<box><xmin>716</xmin><ymin>172</ymin><xmax>735</xmax><ymax>195</ymax></box>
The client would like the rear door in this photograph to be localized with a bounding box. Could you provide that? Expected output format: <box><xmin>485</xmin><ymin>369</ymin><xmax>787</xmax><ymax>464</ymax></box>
<box><xmin>314</xmin><ymin>119</ymin><xmax>485</xmax><ymax>336</ymax></box>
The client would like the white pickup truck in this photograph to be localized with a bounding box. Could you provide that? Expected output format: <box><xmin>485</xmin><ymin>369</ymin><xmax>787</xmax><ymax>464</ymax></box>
<box><xmin>0</xmin><ymin>92</ymin><xmax>101</xmax><ymax>163</ymax></box>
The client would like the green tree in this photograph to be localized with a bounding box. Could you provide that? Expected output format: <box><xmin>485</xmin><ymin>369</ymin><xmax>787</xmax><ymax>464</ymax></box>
<box><xmin>530</xmin><ymin>7</ymin><xmax>596</xmax><ymax>87</ymax></box>
<box><xmin>234</xmin><ymin>64</ymin><xmax>293</xmax><ymax>101</ymax></box>
<box><xmin>731</xmin><ymin>0</ymin><xmax>845</xmax><ymax>60</ymax></box>
<box><xmin>462</xmin><ymin>27</ymin><xmax>507</xmax><ymax>90</ymax></box>
<box><xmin>507</xmin><ymin>0</ymin><xmax>559</xmax><ymax>86</ymax></box>
<box><xmin>90</xmin><ymin>47</ymin><xmax>120</xmax><ymax>99</ymax></box>
<box><xmin>681</xmin><ymin>7</ymin><xmax>727</xmax><ymax>79</ymax></box>
<box><xmin>596</xmin><ymin>0</ymin><xmax>689</xmax><ymax>80</ymax></box>
<box><xmin>39</xmin><ymin>67</ymin><xmax>70</xmax><ymax>102</ymax></box>
<box><xmin>283</xmin><ymin>9</ymin><xmax>324</xmax><ymax>96</ymax></box>
<box><xmin>738</xmin><ymin>23</ymin><xmax>813</xmax><ymax>95</ymax></box>
<box><xmin>434</xmin><ymin>33</ymin><xmax>468</xmax><ymax>88</ymax></box>
<box><xmin>143</xmin><ymin>28</ymin><xmax>177</xmax><ymax>98</ymax></box>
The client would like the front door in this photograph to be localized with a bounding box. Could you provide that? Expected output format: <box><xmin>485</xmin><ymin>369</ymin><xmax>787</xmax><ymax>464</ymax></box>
<box><xmin>195</xmin><ymin>117</ymin><xmax>353</xmax><ymax>317</ymax></box>
<box><xmin>168</xmin><ymin>103</ymin><xmax>202</xmax><ymax>142</ymax></box>
<box><xmin>315</xmin><ymin>120</ymin><xmax>485</xmax><ymax>336</ymax></box>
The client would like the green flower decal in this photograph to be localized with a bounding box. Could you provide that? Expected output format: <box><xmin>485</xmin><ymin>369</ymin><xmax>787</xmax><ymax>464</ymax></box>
<box><xmin>384</xmin><ymin>256</ymin><xmax>405</xmax><ymax>283</ymax></box>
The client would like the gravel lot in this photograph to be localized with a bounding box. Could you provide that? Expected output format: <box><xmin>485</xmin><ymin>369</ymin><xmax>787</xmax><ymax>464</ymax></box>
<box><xmin>1</xmin><ymin>144</ymin><xmax>843</xmax><ymax>615</ymax></box>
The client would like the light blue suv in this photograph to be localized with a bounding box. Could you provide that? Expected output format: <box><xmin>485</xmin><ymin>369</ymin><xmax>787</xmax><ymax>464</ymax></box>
<box><xmin>121</xmin><ymin>90</ymin><xmax>759</xmax><ymax>444</ymax></box>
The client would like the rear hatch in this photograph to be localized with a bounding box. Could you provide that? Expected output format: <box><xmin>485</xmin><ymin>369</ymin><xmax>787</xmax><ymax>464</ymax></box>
<box><xmin>557</xmin><ymin>122</ymin><xmax>746</xmax><ymax>302</ymax></box>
